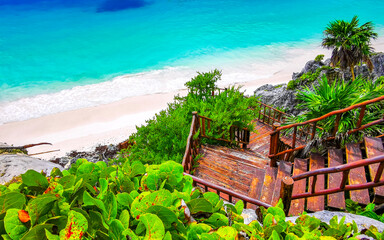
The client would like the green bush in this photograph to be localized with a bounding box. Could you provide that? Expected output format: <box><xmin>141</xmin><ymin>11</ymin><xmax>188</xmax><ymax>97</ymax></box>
<box><xmin>123</xmin><ymin>70</ymin><xmax>259</xmax><ymax>164</ymax></box>
<box><xmin>285</xmin><ymin>76</ymin><xmax>384</xmax><ymax>144</ymax></box>
<box><xmin>0</xmin><ymin>159</ymin><xmax>379</xmax><ymax>239</ymax></box>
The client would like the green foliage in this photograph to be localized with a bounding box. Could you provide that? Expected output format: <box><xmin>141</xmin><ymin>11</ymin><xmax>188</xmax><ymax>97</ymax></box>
<box><xmin>122</xmin><ymin>70</ymin><xmax>259</xmax><ymax>164</ymax></box>
<box><xmin>184</xmin><ymin>69</ymin><xmax>221</xmax><ymax>100</ymax></box>
<box><xmin>0</xmin><ymin>159</ymin><xmax>379</xmax><ymax>239</ymax></box>
<box><xmin>286</xmin><ymin>76</ymin><xmax>384</xmax><ymax>142</ymax></box>
<box><xmin>287</xmin><ymin>66</ymin><xmax>332</xmax><ymax>90</ymax></box>
<box><xmin>315</xmin><ymin>54</ymin><xmax>325</xmax><ymax>62</ymax></box>
<box><xmin>346</xmin><ymin>199</ymin><xmax>384</xmax><ymax>223</ymax></box>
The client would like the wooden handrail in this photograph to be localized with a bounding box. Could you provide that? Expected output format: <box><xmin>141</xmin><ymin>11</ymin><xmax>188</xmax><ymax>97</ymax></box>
<box><xmin>273</xmin><ymin>95</ymin><xmax>384</xmax><ymax>133</ymax></box>
<box><xmin>291</xmin><ymin>154</ymin><xmax>384</xmax><ymax>200</ymax></box>
<box><xmin>269</xmin><ymin>95</ymin><xmax>384</xmax><ymax>160</ymax></box>
<box><xmin>184</xmin><ymin>173</ymin><xmax>272</xmax><ymax>208</ymax></box>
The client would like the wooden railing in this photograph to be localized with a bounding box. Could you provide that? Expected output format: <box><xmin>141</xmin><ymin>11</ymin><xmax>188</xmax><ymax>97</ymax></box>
<box><xmin>182</xmin><ymin>112</ymin><xmax>200</xmax><ymax>174</ymax></box>
<box><xmin>290</xmin><ymin>154</ymin><xmax>384</xmax><ymax>200</ymax></box>
<box><xmin>182</xmin><ymin>112</ymin><xmax>250</xmax><ymax>173</ymax></box>
<box><xmin>184</xmin><ymin>173</ymin><xmax>272</xmax><ymax>208</ymax></box>
<box><xmin>256</xmin><ymin>101</ymin><xmax>286</xmax><ymax>127</ymax></box>
<box><xmin>269</xmin><ymin>95</ymin><xmax>384</xmax><ymax>164</ymax></box>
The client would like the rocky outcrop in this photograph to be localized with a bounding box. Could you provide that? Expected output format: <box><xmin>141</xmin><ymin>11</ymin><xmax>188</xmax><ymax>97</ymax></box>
<box><xmin>0</xmin><ymin>154</ymin><xmax>63</xmax><ymax>185</ymax></box>
<box><xmin>254</xmin><ymin>52</ymin><xmax>384</xmax><ymax>113</ymax></box>
<box><xmin>253</xmin><ymin>84</ymin><xmax>300</xmax><ymax>115</ymax></box>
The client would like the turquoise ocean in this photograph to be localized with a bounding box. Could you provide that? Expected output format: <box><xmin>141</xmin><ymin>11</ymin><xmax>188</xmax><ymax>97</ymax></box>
<box><xmin>0</xmin><ymin>0</ymin><xmax>384</xmax><ymax>124</ymax></box>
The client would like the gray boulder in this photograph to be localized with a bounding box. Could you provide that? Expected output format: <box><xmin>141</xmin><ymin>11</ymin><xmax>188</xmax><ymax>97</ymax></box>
<box><xmin>253</xmin><ymin>84</ymin><xmax>300</xmax><ymax>115</ymax></box>
<box><xmin>0</xmin><ymin>154</ymin><xmax>63</xmax><ymax>184</ymax></box>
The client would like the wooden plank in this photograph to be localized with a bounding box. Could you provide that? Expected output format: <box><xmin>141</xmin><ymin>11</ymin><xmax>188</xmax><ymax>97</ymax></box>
<box><xmin>260</xmin><ymin>167</ymin><xmax>278</xmax><ymax>204</ymax></box>
<box><xmin>271</xmin><ymin>161</ymin><xmax>292</xmax><ymax>206</ymax></box>
<box><xmin>289</xmin><ymin>158</ymin><xmax>307</xmax><ymax>216</ymax></box>
<box><xmin>346</xmin><ymin>143</ymin><xmax>370</xmax><ymax>205</ymax></box>
<box><xmin>327</xmin><ymin>149</ymin><xmax>346</xmax><ymax>209</ymax></box>
<box><xmin>248</xmin><ymin>167</ymin><xmax>266</xmax><ymax>200</ymax></box>
<box><xmin>365</xmin><ymin>137</ymin><xmax>384</xmax><ymax>203</ymax></box>
<box><xmin>307</xmin><ymin>153</ymin><xmax>325</xmax><ymax>212</ymax></box>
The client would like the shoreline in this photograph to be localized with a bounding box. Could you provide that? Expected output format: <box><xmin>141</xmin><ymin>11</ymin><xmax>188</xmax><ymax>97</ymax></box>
<box><xmin>1</xmin><ymin>39</ymin><xmax>384</xmax><ymax>160</ymax></box>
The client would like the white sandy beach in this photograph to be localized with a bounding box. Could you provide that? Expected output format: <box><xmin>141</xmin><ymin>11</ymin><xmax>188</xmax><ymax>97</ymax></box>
<box><xmin>1</xmin><ymin>40</ymin><xmax>384</xmax><ymax>160</ymax></box>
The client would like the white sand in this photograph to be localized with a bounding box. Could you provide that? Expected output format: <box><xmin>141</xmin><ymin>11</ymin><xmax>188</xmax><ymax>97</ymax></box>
<box><xmin>1</xmin><ymin>39</ymin><xmax>383</xmax><ymax>160</ymax></box>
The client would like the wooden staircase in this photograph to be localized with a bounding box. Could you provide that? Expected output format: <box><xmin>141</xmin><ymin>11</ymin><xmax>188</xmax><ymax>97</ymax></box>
<box><xmin>289</xmin><ymin>136</ymin><xmax>384</xmax><ymax>215</ymax></box>
<box><xmin>193</xmin><ymin>121</ymin><xmax>384</xmax><ymax>215</ymax></box>
<box><xmin>183</xmin><ymin>96</ymin><xmax>384</xmax><ymax>215</ymax></box>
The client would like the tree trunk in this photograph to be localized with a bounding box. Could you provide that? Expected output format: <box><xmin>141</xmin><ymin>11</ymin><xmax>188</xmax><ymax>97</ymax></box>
<box><xmin>350</xmin><ymin>65</ymin><xmax>355</xmax><ymax>81</ymax></box>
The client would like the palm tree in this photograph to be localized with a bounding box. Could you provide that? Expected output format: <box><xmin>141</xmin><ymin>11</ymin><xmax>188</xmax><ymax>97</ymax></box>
<box><xmin>322</xmin><ymin>16</ymin><xmax>378</xmax><ymax>81</ymax></box>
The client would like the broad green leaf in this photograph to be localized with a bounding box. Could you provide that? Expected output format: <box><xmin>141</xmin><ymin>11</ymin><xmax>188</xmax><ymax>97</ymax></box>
<box><xmin>58</xmin><ymin>175</ymin><xmax>75</xmax><ymax>190</ymax></box>
<box><xmin>122</xmin><ymin>228</ymin><xmax>138</xmax><ymax>240</ymax></box>
<box><xmin>27</xmin><ymin>194</ymin><xmax>57</xmax><ymax>226</ymax></box>
<box><xmin>201</xmin><ymin>232</ymin><xmax>222</xmax><ymax>240</ymax></box>
<box><xmin>104</xmin><ymin>192</ymin><xmax>117</xmax><ymax>224</ymax></box>
<box><xmin>109</xmin><ymin>219</ymin><xmax>125</xmax><ymax>240</ymax></box>
<box><xmin>267</xmin><ymin>206</ymin><xmax>285</xmax><ymax>222</ymax></box>
<box><xmin>216</xmin><ymin>226</ymin><xmax>238</xmax><ymax>240</ymax></box>
<box><xmin>146</xmin><ymin>205</ymin><xmax>177</xmax><ymax>229</ymax></box>
<box><xmin>268</xmin><ymin>230</ymin><xmax>281</xmax><ymax>240</ymax></box>
<box><xmin>203</xmin><ymin>213</ymin><xmax>229</xmax><ymax>229</ymax></box>
<box><xmin>234</xmin><ymin>200</ymin><xmax>244</xmax><ymax>215</ymax></box>
<box><xmin>21</xmin><ymin>170</ymin><xmax>49</xmax><ymax>189</ymax></box>
<box><xmin>119</xmin><ymin>210</ymin><xmax>130</xmax><ymax>229</ymax></box>
<box><xmin>82</xmin><ymin>191</ymin><xmax>106</xmax><ymax>213</ymax></box>
<box><xmin>186</xmin><ymin>198</ymin><xmax>213</xmax><ymax>215</ymax></box>
<box><xmin>44</xmin><ymin>229</ymin><xmax>60</xmax><ymax>240</ymax></box>
<box><xmin>20</xmin><ymin>224</ymin><xmax>54</xmax><ymax>240</ymax></box>
<box><xmin>163</xmin><ymin>231</ymin><xmax>172</xmax><ymax>240</ymax></box>
<box><xmin>138</xmin><ymin>213</ymin><xmax>165</xmax><ymax>240</ymax></box>
<box><xmin>77</xmin><ymin>162</ymin><xmax>100</xmax><ymax>176</ymax></box>
<box><xmin>44</xmin><ymin>216</ymin><xmax>67</xmax><ymax>233</ymax></box>
<box><xmin>203</xmin><ymin>192</ymin><xmax>220</xmax><ymax>207</ymax></box>
<box><xmin>59</xmin><ymin>210</ymin><xmax>88</xmax><ymax>240</ymax></box>
<box><xmin>285</xmin><ymin>233</ymin><xmax>299</xmax><ymax>240</ymax></box>
<box><xmin>88</xmin><ymin>210</ymin><xmax>109</xmax><ymax>235</ymax></box>
<box><xmin>116</xmin><ymin>193</ymin><xmax>133</xmax><ymax>208</ymax></box>
<box><xmin>130</xmin><ymin>161</ymin><xmax>145</xmax><ymax>178</ymax></box>
<box><xmin>146</xmin><ymin>174</ymin><xmax>160</xmax><ymax>191</ymax></box>
<box><xmin>131</xmin><ymin>190</ymin><xmax>173</xmax><ymax>218</ymax></box>
<box><xmin>159</xmin><ymin>161</ymin><xmax>183</xmax><ymax>185</ymax></box>
<box><xmin>0</xmin><ymin>192</ymin><xmax>26</xmax><ymax>214</ymax></box>
<box><xmin>97</xmin><ymin>178</ymin><xmax>108</xmax><ymax>200</ymax></box>
<box><xmin>4</xmin><ymin>209</ymin><xmax>28</xmax><ymax>240</ymax></box>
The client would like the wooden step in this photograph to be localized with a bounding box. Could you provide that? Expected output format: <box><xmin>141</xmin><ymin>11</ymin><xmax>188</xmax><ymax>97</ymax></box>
<box><xmin>289</xmin><ymin>158</ymin><xmax>307</xmax><ymax>216</ymax></box>
<box><xmin>248</xmin><ymin>169</ymin><xmax>266</xmax><ymax>200</ymax></box>
<box><xmin>307</xmin><ymin>153</ymin><xmax>325</xmax><ymax>212</ymax></box>
<box><xmin>346</xmin><ymin>143</ymin><xmax>370</xmax><ymax>205</ymax></box>
<box><xmin>364</xmin><ymin>137</ymin><xmax>384</xmax><ymax>203</ymax></box>
<box><xmin>327</xmin><ymin>149</ymin><xmax>346</xmax><ymax>209</ymax></box>
<box><xmin>271</xmin><ymin>161</ymin><xmax>292</xmax><ymax>206</ymax></box>
<box><xmin>260</xmin><ymin>167</ymin><xmax>278</xmax><ymax>204</ymax></box>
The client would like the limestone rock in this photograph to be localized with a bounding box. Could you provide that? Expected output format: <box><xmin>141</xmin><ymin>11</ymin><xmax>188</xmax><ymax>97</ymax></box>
<box><xmin>0</xmin><ymin>154</ymin><xmax>63</xmax><ymax>184</ymax></box>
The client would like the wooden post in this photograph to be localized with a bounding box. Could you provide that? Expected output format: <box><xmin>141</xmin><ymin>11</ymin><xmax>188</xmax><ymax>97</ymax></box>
<box><xmin>270</xmin><ymin>123</ymin><xmax>281</xmax><ymax>167</ymax></box>
<box><xmin>356</xmin><ymin>106</ymin><xmax>366</xmax><ymax>129</ymax></box>
<box><xmin>280</xmin><ymin>176</ymin><xmax>294</xmax><ymax>216</ymax></box>
<box><xmin>333</xmin><ymin>113</ymin><xmax>342</xmax><ymax>137</ymax></box>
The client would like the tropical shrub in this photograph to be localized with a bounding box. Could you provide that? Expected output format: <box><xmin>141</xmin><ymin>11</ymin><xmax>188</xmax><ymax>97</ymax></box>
<box><xmin>285</xmin><ymin>76</ymin><xmax>384</xmax><ymax>147</ymax></box>
<box><xmin>0</xmin><ymin>158</ymin><xmax>379</xmax><ymax>239</ymax></box>
<box><xmin>123</xmin><ymin>70</ymin><xmax>259</xmax><ymax>164</ymax></box>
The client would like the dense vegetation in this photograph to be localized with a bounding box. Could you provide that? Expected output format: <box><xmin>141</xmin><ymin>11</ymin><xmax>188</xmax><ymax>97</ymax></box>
<box><xmin>285</xmin><ymin>76</ymin><xmax>384</xmax><ymax>143</ymax></box>
<box><xmin>1</xmin><ymin>159</ymin><xmax>383</xmax><ymax>240</ymax></box>
<box><xmin>124</xmin><ymin>70</ymin><xmax>259</xmax><ymax>164</ymax></box>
